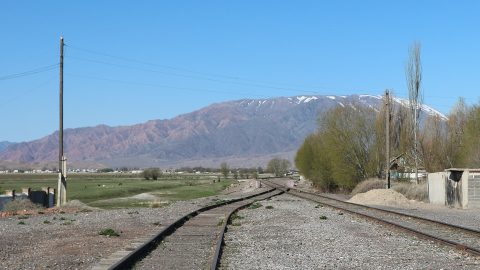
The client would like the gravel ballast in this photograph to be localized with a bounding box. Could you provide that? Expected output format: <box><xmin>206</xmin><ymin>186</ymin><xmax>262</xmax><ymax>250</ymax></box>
<box><xmin>220</xmin><ymin>194</ymin><xmax>480</xmax><ymax>269</ymax></box>
<box><xmin>0</xmin><ymin>186</ymin><xmax>267</xmax><ymax>270</ymax></box>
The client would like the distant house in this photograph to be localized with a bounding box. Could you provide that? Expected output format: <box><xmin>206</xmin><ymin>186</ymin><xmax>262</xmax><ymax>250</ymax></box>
<box><xmin>389</xmin><ymin>153</ymin><xmax>427</xmax><ymax>182</ymax></box>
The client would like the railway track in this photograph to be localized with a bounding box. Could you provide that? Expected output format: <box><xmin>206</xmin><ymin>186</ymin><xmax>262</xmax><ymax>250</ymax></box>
<box><xmin>262</xmin><ymin>179</ymin><xmax>480</xmax><ymax>257</ymax></box>
<box><xmin>92</xmin><ymin>187</ymin><xmax>283</xmax><ymax>270</ymax></box>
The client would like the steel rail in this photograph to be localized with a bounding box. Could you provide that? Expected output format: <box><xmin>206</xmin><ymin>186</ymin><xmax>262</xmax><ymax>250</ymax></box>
<box><xmin>93</xmin><ymin>187</ymin><xmax>283</xmax><ymax>270</ymax></box>
<box><xmin>261</xmin><ymin>179</ymin><xmax>480</xmax><ymax>257</ymax></box>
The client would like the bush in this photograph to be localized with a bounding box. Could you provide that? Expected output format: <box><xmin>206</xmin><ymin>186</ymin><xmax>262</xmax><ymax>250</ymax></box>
<box><xmin>143</xmin><ymin>168</ymin><xmax>162</xmax><ymax>180</ymax></box>
<box><xmin>351</xmin><ymin>178</ymin><xmax>386</xmax><ymax>196</ymax></box>
<box><xmin>3</xmin><ymin>199</ymin><xmax>44</xmax><ymax>212</ymax></box>
<box><xmin>393</xmin><ymin>182</ymin><xmax>428</xmax><ymax>202</ymax></box>
<box><xmin>99</xmin><ymin>228</ymin><xmax>120</xmax><ymax>237</ymax></box>
<box><xmin>248</xmin><ymin>202</ymin><xmax>262</xmax><ymax>209</ymax></box>
<box><xmin>231</xmin><ymin>213</ymin><xmax>244</xmax><ymax>221</ymax></box>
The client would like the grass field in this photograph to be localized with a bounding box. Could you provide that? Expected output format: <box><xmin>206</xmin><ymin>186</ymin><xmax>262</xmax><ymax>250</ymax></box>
<box><xmin>0</xmin><ymin>173</ymin><xmax>235</xmax><ymax>209</ymax></box>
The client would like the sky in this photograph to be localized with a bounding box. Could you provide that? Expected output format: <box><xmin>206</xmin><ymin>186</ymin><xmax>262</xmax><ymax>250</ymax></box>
<box><xmin>1</xmin><ymin>1</ymin><xmax>479</xmax><ymax>142</ymax></box>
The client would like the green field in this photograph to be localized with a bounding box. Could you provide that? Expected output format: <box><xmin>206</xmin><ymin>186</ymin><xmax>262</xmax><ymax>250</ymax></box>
<box><xmin>0</xmin><ymin>173</ymin><xmax>234</xmax><ymax>209</ymax></box>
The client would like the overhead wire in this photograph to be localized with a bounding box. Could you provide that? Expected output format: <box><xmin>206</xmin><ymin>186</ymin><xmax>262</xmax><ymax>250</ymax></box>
<box><xmin>66</xmin><ymin>44</ymin><xmax>369</xmax><ymax>96</ymax></box>
<box><xmin>0</xmin><ymin>75</ymin><xmax>57</xmax><ymax>108</ymax></box>
<box><xmin>0</xmin><ymin>64</ymin><xmax>58</xmax><ymax>81</ymax></box>
<box><xmin>66</xmin><ymin>55</ymin><xmax>327</xmax><ymax>95</ymax></box>
<box><xmin>66</xmin><ymin>72</ymin><xmax>270</xmax><ymax>98</ymax></box>
<box><xmin>66</xmin><ymin>44</ymin><xmax>326</xmax><ymax>89</ymax></box>
<box><xmin>68</xmin><ymin>44</ymin><xmax>468</xmax><ymax>103</ymax></box>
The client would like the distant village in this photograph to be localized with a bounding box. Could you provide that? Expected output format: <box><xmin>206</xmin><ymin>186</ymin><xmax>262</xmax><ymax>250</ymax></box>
<box><xmin>0</xmin><ymin>168</ymin><xmax>142</xmax><ymax>174</ymax></box>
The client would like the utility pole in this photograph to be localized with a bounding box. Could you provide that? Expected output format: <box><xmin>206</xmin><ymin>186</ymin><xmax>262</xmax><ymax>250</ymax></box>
<box><xmin>385</xmin><ymin>90</ymin><xmax>391</xmax><ymax>189</ymax></box>
<box><xmin>57</xmin><ymin>37</ymin><xmax>67</xmax><ymax>206</ymax></box>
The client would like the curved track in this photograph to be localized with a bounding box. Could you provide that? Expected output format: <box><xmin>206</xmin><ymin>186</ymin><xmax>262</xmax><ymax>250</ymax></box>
<box><xmin>93</xmin><ymin>187</ymin><xmax>283</xmax><ymax>270</ymax></box>
<box><xmin>262</xmin><ymin>179</ymin><xmax>480</xmax><ymax>257</ymax></box>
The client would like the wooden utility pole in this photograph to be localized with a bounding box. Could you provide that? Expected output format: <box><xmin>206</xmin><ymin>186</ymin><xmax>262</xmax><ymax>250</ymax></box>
<box><xmin>57</xmin><ymin>37</ymin><xmax>67</xmax><ymax>206</ymax></box>
<box><xmin>385</xmin><ymin>90</ymin><xmax>391</xmax><ymax>189</ymax></box>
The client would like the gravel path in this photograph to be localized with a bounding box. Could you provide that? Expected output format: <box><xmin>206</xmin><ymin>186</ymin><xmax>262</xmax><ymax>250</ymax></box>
<box><xmin>220</xmin><ymin>194</ymin><xmax>480</xmax><ymax>269</ymax></box>
<box><xmin>0</xmin><ymin>184</ymin><xmax>267</xmax><ymax>270</ymax></box>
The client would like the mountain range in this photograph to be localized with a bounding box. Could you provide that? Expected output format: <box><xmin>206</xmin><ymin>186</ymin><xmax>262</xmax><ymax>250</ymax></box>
<box><xmin>0</xmin><ymin>95</ymin><xmax>446</xmax><ymax>169</ymax></box>
<box><xmin>0</xmin><ymin>141</ymin><xmax>15</xmax><ymax>152</ymax></box>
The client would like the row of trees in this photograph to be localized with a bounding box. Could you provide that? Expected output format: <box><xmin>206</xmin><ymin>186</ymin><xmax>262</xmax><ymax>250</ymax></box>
<box><xmin>295</xmin><ymin>97</ymin><xmax>480</xmax><ymax>192</ymax></box>
<box><xmin>219</xmin><ymin>159</ymin><xmax>290</xmax><ymax>179</ymax></box>
<box><xmin>174</xmin><ymin>166</ymin><xmax>263</xmax><ymax>174</ymax></box>
<box><xmin>142</xmin><ymin>162</ymin><xmax>287</xmax><ymax>181</ymax></box>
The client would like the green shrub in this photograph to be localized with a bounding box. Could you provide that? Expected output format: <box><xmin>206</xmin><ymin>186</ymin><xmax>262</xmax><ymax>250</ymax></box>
<box><xmin>143</xmin><ymin>168</ymin><xmax>162</xmax><ymax>180</ymax></box>
<box><xmin>43</xmin><ymin>220</ymin><xmax>51</xmax><ymax>224</ymax></box>
<box><xmin>265</xmin><ymin>205</ymin><xmax>274</xmax><ymax>209</ymax></box>
<box><xmin>248</xmin><ymin>202</ymin><xmax>262</xmax><ymax>209</ymax></box>
<box><xmin>18</xmin><ymin>221</ymin><xmax>26</xmax><ymax>225</ymax></box>
<box><xmin>319</xmin><ymin>215</ymin><xmax>328</xmax><ymax>220</ymax></box>
<box><xmin>99</xmin><ymin>228</ymin><xmax>120</xmax><ymax>237</ymax></box>
<box><xmin>231</xmin><ymin>213</ymin><xmax>244</xmax><ymax>221</ymax></box>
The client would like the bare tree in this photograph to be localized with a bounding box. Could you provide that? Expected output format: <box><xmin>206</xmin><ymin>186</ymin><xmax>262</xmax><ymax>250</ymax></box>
<box><xmin>267</xmin><ymin>158</ymin><xmax>291</xmax><ymax>177</ymax></box>
<box><xmin>220</xmin><ymin>162</ymin><xmax>229</xmax><ymax>179</ymax></box>
<box><xmin>406</xmin><ymin>41</ymin><xmax>423</xmax><ymax>183</ymax></box>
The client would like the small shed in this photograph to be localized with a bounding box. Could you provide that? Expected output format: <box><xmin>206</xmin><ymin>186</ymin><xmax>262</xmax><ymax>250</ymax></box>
<box><xmin>428</xmin><ymin>168</ymin><xmax>480</xmax><ymax>209</ymax></box>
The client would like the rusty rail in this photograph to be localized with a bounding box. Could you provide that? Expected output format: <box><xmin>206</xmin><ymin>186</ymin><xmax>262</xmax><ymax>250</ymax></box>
<box><xmin>94</xmin><ymin>186</ymin><xmax>283</xmax><ymax>270</ymax></box>
<box><xmin>262</xmin><ymin>179</ymin><xmax>480</xmax><ymax>257</ymax></box>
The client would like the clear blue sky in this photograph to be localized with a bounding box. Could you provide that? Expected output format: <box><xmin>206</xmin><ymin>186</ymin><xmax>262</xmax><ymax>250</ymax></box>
<box><xmin>1</xmin><ymin>1</ymin><xmax>479</xmax><ymax>142</ymax></box>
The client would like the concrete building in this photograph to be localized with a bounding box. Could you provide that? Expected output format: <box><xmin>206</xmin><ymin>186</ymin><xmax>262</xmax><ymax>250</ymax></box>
<box><xmin>428</xmin><ymin>168</ymin><xmax>480</xmax><ymax>209</ymax></box>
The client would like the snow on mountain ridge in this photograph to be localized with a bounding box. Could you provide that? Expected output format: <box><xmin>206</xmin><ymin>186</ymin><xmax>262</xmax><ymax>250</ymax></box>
<box><xmin>391</xmin><ymin>97</ymin><xmax>448</xmax><ymax>120</ymax></box>
<box><xmin>234</xmin><ymin>95</ymin><xmax>446</xmax><ymax>120</ymax></box>
<box><xmin>296</xmin><ymin>96</ymin><xmax>318</xmax><ymax>103</ymax></box>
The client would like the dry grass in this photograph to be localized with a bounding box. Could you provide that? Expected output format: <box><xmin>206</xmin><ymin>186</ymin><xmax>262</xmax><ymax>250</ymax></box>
<box><xmin>392</xmin><ymin>182</ymin><xmax>428</xmax><ymax>202</ymax></box>
<box><xmin>3</xmin><ymin>199</ymin><xmax>44</xmax><ymax>212</ymax></box>
<box><xmin>351</xmin><ymin>178</ymin><xmax>386</xmax><ymax>196</ymax></box>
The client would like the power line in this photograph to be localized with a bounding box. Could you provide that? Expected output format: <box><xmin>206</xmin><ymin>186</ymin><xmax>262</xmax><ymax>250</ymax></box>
<box><xmin>66</xmin><ymin>44</ymin><xmax>362</xmax><ymax>95</ymax></box>
<box><xmin>0</xmin><ymin>75</ymin><xmax>57</xmax><ymax>108</ymax></box>
<box><xmin>66</xmin><ymin>55</ymin><xmax>326</xmax><ymax>95</ymax></box>
<box><xmin>67</xmin><ymin>54</ymin><xmax>375</xmax><ymax>96</ymax></box>
<box><xmin>66</xmin><ymin>72</ymin><xmax>271</xmax><ymax>98</ymax></box>
<box><xmin>67</xmin><ymin>71</ymin><xmax>382</xmax><ymax>99</ymax></box>
<box><xmin>0</xmin><ymin>64</ymin><xmax>58</xmax><ymax>81</ymax></box>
